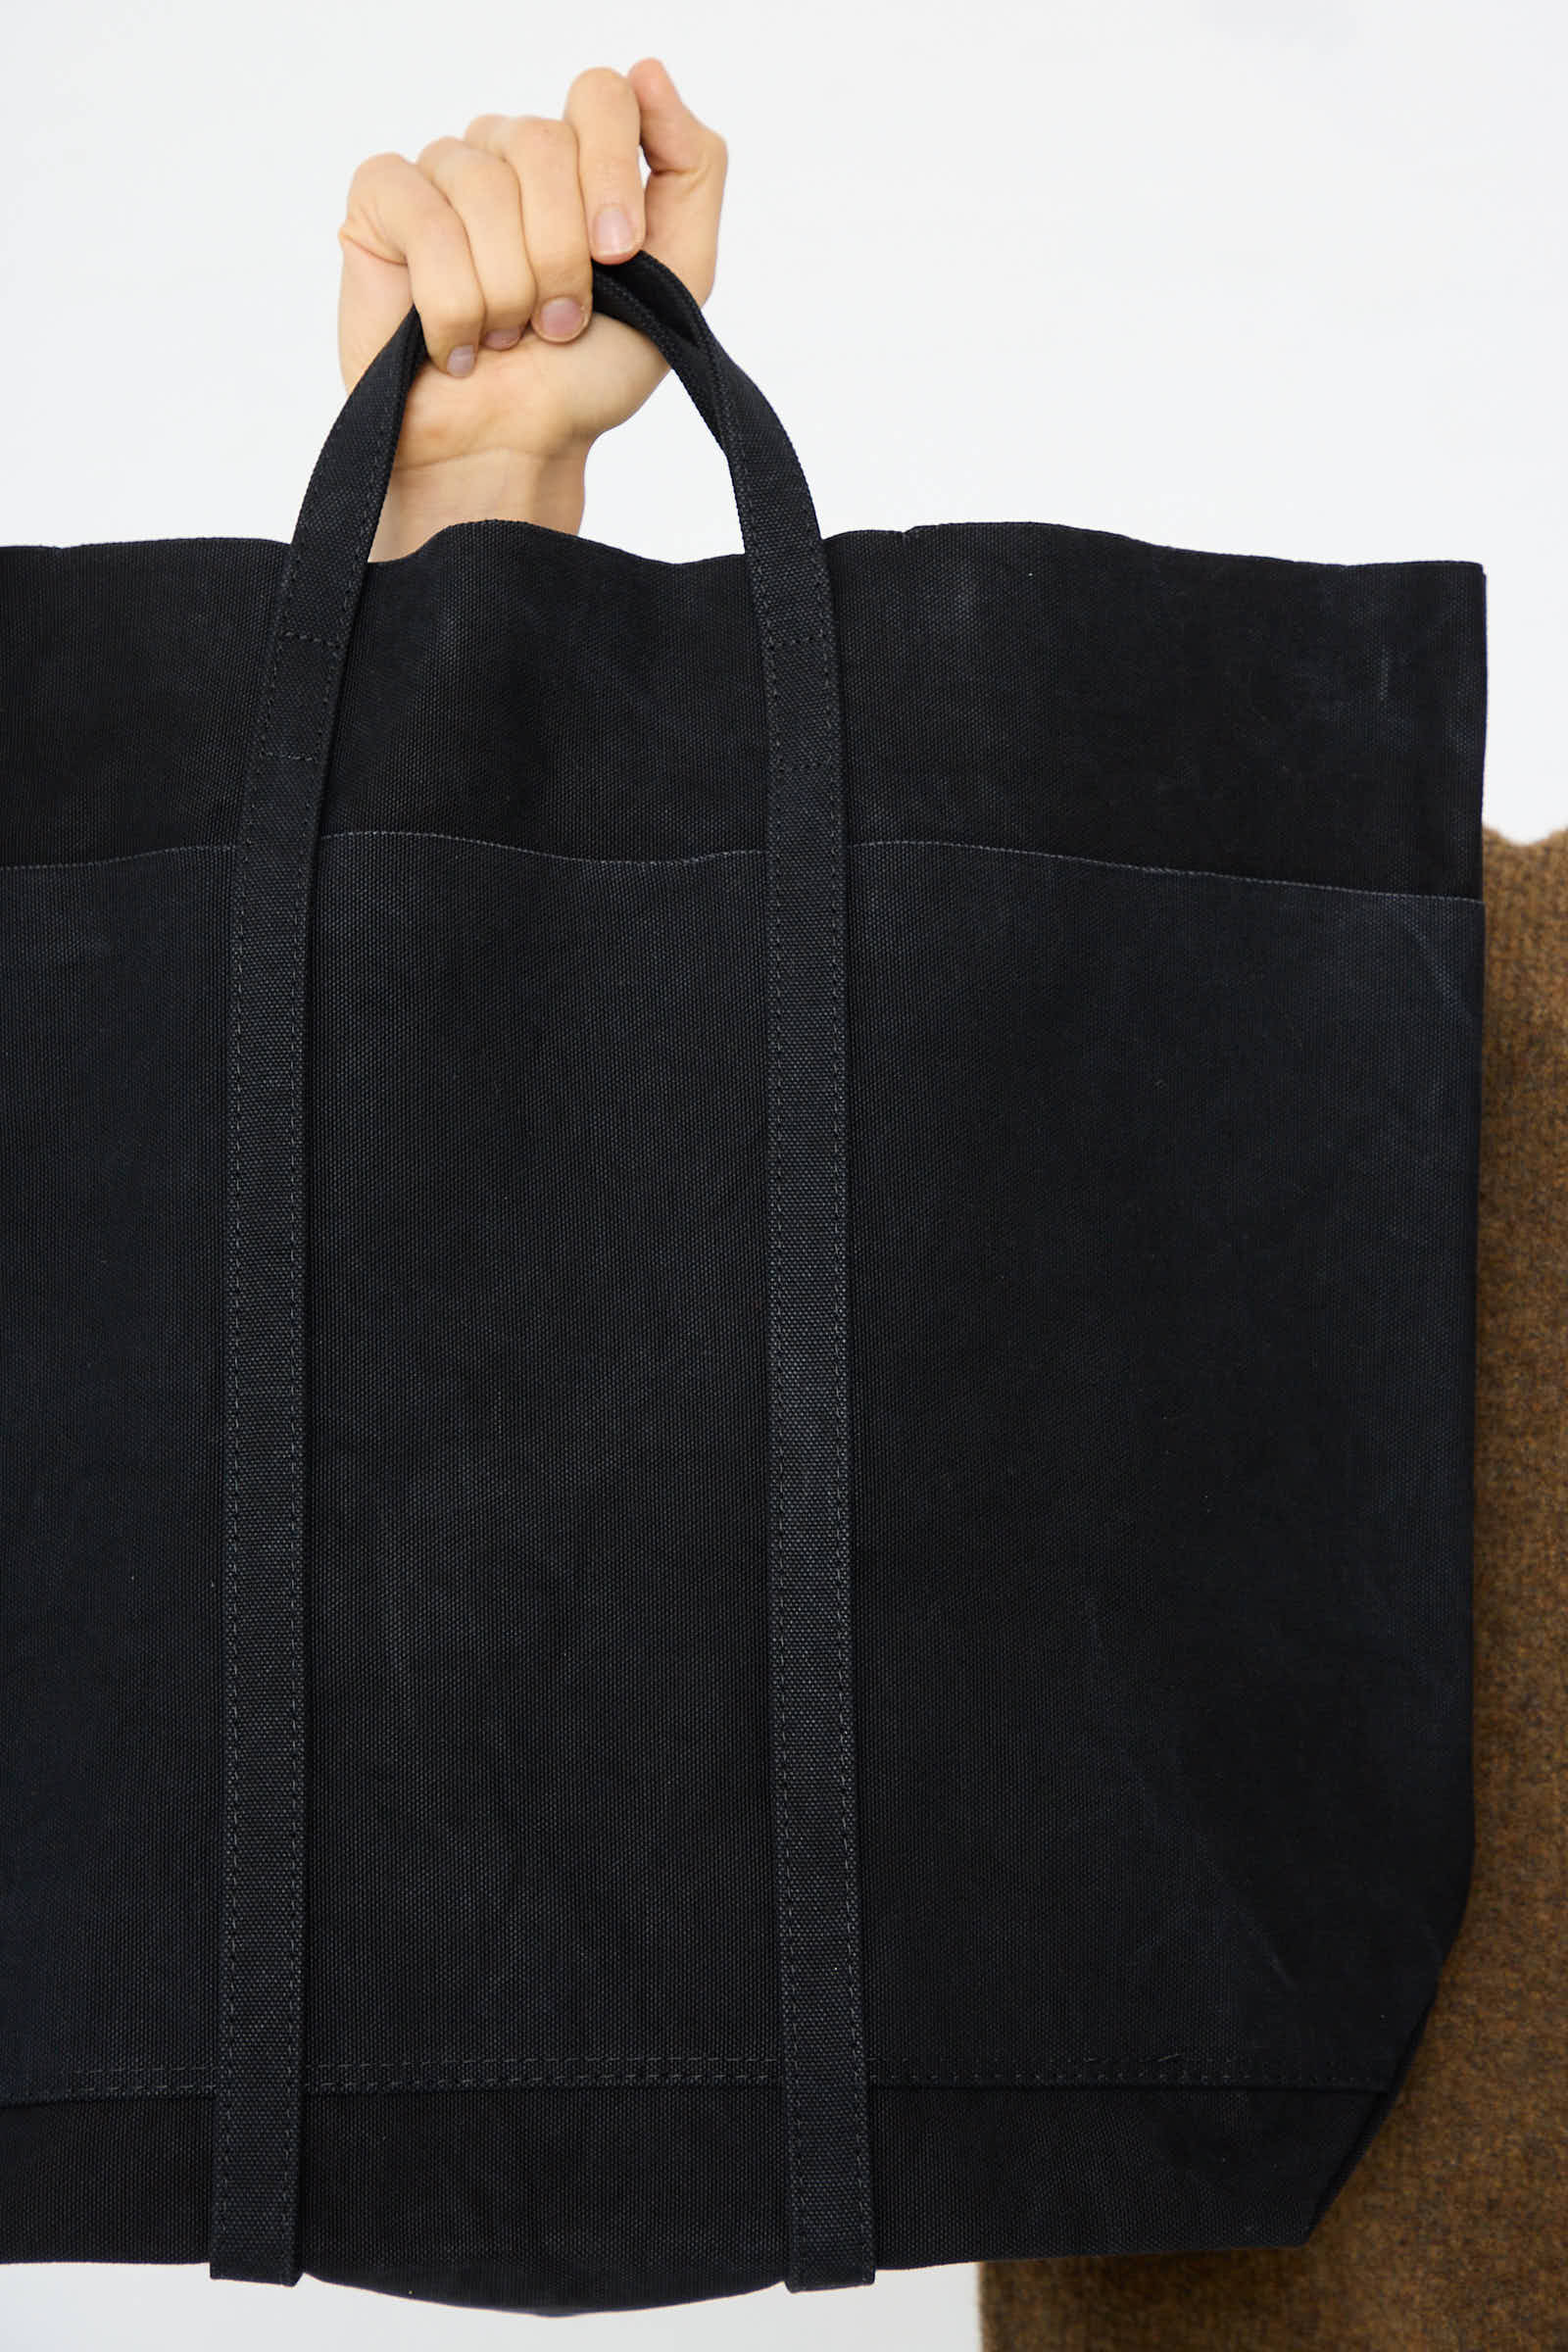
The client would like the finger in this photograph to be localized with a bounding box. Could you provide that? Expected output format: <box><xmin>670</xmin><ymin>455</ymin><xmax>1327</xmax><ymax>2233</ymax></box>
<box><xmin>562</xmin><ymin>67</ymin><xmax>646</xmax><ymax>262</ymax></box>
<box><xmin>338</xmin><ymin>149</ymin><xmax>487</xmax><ymax>379</ymax></box>
<box><xmin>465</xmin><ymin>115</ymin><xmax>592</xmax><ymax>345</ymax></box>
<box><xmin>623</xmin><ymin>58</ymin><xmax>727</xmax><ymax>306</ymax></box>
<box><xmin>416</xmin><ymin>134</ymin><xmax>536</xmax><ymax>355</ymax></box>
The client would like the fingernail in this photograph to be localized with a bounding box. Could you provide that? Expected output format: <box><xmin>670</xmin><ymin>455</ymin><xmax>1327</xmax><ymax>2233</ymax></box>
<box><xmin>447</xmin><ymin>344</ymin><xmax>475</xmax><ymax>376</ymax></box>
<box><xmin>481</xmin><ymin>326</ymin><xmax>521</xmax><ymax>349</ymax></box>
<box><xmin>538</xmin><ymin>297</ymin><xmax>585</xmax><ymax>340</ymax></box>
<box><xmin>593</xmin><ymin>204</ymin><xmax>635</xmax><ymax>256</ymax></box>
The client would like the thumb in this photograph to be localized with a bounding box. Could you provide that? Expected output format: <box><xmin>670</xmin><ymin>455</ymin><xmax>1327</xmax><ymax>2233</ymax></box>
<box><xmin>625</xmin><ymin>58</ymin><xmax>728</xmax><ymax>308</ymax></box>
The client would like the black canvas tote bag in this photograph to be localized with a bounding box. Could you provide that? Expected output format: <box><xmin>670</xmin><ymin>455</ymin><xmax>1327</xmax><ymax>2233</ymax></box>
<box><xmin>0</xmin><ymin>248</ymin><xmax>1487</xmax><ymax>2317</ymax></box>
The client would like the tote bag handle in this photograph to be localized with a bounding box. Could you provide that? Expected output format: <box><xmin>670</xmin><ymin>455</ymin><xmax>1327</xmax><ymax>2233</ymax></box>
<box><xmin>211</xmin><ymin>247</ymin><xmax>875</xmax><ymax>2297</ymax></box>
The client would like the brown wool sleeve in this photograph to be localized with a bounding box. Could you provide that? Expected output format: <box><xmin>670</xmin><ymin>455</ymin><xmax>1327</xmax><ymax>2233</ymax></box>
<box><xmin>977</xmin><ymin>822</ymin><xmax>1568</xmax><ymax>2352</ymax></box>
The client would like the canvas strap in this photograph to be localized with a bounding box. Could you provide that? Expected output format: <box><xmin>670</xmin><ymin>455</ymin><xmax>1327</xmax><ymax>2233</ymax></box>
<box><xmin>212</xmin><ymin>246</ymin><xmax>876</xmax><ymax>2294</ymax></box>
<box><xmin>210</xmin><ymin>304</ymin><xmax>426</xmax><ymax>2285</ymax></box>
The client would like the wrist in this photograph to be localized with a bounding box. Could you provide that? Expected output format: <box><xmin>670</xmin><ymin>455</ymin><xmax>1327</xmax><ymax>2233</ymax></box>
<box><xmin>369</xmin><ymin>444</ymin><xmax>590</xmax><ymax>562</ymax></box>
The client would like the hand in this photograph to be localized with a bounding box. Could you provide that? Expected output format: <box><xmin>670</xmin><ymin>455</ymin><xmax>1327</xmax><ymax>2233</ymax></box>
<box><xmin>336</xmin><ymin>58</ymin><xmax>728</xmax><ymax>560</ymax></box>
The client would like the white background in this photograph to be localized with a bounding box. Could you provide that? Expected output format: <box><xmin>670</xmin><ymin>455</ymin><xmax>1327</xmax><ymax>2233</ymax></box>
<box><xmin>2</xmin><ymin>0</ymin><xmax>1560</xmax><ymax>2344</ymax></box>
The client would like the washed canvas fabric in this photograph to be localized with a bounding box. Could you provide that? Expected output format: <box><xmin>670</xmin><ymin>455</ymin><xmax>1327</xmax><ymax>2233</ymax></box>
<box><xmin>0</xmin><ymin>250</ymin><xmax>1489</xmax><ymax>2309</ymax></box>
<box><xmin>979</xmin><ymin>820</ymin><xmax>1568</xmax><ymax>2352</ymax></box>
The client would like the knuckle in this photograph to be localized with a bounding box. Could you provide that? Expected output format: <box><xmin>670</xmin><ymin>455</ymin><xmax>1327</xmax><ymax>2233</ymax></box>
<box><xmin>464</xmin><ymin>148</ymin><xmax>513</xmax><ymax>193</ymax></box>
<box><xmin>566</xmin><ymin>64</ymin><xmax>627</xmax><ymax>107</ymax></box>
<box><xmin>513</xmin><ymin>112</ymin><xmax>576</xmax><ymax>158</ymax></box>
<box><xmin>415</xmin><ymin>132</ymin><xmax>465</xmax><ymax>172</ymax></box>
<box><xmin>418</xmin><ymin>278</ymin><xmax>476</xmax><ymax>328</ymax></box>
<box><xmin>344</xmin><ymin>149</ymin><xmax>400</xmax><ymax>203</ymax></box>
<box><xmin>418</xmin><ymin>139</ymin><xmax>514</xmax><ymax>208</ymax></box>
<box><xmin>489</xmin><ymin>262</ymin><xmax>540</xmax><ymax>322</ymax></box>
<box><xmin>416</xmin><ymin>253</ymin><xmax>485</xmax><ymax>342</ymax></box>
